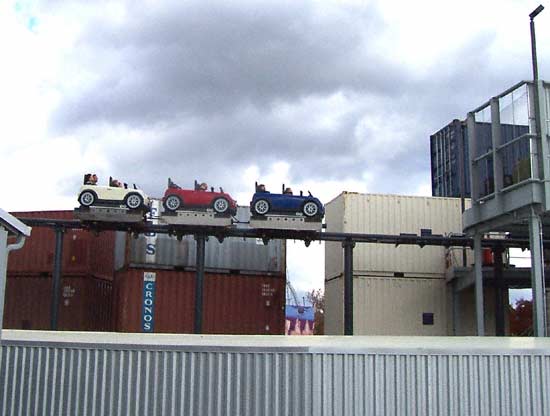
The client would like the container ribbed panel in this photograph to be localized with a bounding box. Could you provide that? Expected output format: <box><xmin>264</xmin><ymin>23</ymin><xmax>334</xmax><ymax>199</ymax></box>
<box><xmin>324</xmin><ymin>277</ymin><xmax>344</xmax><ymax>335</ymax></box>
<box><xmin>125</xmin><ymin>234</ymin><xmax>284</xmax><ymax>274</ymax></box>
<box><xmin>353</xmin><ymin>276</ymin><xmax>447</xmax><ymax>335</ymax></box>
<box><xmin>325</xmin><ymin>193</ymin><xmax>467</xmax><ymax>278</ymax></box>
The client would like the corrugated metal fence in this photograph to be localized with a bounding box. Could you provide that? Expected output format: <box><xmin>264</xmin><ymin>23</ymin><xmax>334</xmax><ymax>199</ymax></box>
<box><xmin>1</xmin><ymin>331</ymin><xmax>549</xmax><ymax>415</ymax></box>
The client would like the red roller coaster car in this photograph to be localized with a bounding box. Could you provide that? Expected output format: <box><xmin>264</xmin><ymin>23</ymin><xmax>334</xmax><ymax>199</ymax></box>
<box><xmin>162</xmin><ymin>179</ymin><xmax>237</xmax><ymax>216</ymax></box>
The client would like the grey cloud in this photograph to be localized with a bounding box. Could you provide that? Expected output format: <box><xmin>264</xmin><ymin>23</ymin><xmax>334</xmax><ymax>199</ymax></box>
<box><xmin>107</xmin><ymin>106</ymin><xmax>365</xmax><ymax>199</ymax></box>
<box><xmin>45</xmin><ymin>1</ymin><xmax>534</xmax><ymax>201</ymax></box>
<box><xmin>49</xmin><ymin>1</ymin><xmax>396</xmax><ymax>131</ymax></box>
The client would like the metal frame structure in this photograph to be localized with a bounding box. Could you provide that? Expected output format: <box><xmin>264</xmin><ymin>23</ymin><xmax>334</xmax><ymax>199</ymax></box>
<box><xmin>463</xmin><ymin>80</ymin><xmax>550</xmax><ymax>336</ymax></box>
<box><xmin>16</xmin><ymin>216</ymin><xmax>544</xmax><ymax>336</ymax></box>
<box><xmin>0</xmin><ymin>209</ymin><xmax>32</xmax><ymax>342</ymax></box>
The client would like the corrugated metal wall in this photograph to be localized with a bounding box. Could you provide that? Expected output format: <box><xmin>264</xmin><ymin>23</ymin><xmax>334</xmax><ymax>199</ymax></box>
<box><xmin>1</xmin><ymin>332</ymin><xmax>549</xmax><ymax>416</ymax></box>
<box><xmin>325</xmin><ymin>193</ymin><xmax>465</xmax><ymax>278</ymax></box>
<box><xmin>324</xmin><ymin>275</ymin><xmax>447</xmax><ymax>335</ymax></box>
<box><xmin>113</xmin><ymin>269</ymin><xmax>285</xmax><ymax>334</ymax></box>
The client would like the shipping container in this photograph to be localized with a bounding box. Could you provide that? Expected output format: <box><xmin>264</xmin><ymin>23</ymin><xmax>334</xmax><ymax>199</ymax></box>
<box><xmin>325</xmin><ymin>193</ymin><xmax>465</xmax><ymax>278</ymax></box>
<box><xmin>324</xmin><ymin>275</ymin><xmax>344</xmax><ymax>336</ymax></box>
<box><xmin>325</xmin><ymin>274</ymin><xmax>447</xmax><ymax>335</ymax></box>
<box><xmin>430</xmin><ymin>119</ymin><xmax>530</xmax><ymax>198</ymax></box>
<box><xmin>430</xmin><ymin>119</ymin><xmax>471</xmax><ymax>198</ymax></box>
<box><xmin>9</xmin><ymin>211</ymin><xmax>116</xmax><ymax>279</ymax></box>
<box><xmin>119</xmin><ymin>207</ymin><xmax>285</xmax><ymax>274</ymax></box>
<box><xmin>3</xmin><ymin>273</ymin><xmax>112</xmax><ymax>331</ymax></box>
<box><xmin>113</xmin><ymin>268</ymin><xmax>285</xmax><ymax>334</ymax></box>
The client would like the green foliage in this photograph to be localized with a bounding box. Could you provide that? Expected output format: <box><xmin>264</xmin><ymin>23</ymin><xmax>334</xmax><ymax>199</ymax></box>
<box><xmin>508</xmin><ymin>298</ymin><xmax>533</xmax><ymax>336</ymax></box>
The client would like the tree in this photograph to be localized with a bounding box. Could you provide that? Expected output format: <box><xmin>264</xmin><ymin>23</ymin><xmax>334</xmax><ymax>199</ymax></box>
<box><xmin>306</xmin><ymin>289</ymin><xmax>325</xmax><ymax>335</ymax></box>
<box><xmin>508</xmin><ymin>298</ymin><xmax>533</xmax><ymax>336</ymax></box>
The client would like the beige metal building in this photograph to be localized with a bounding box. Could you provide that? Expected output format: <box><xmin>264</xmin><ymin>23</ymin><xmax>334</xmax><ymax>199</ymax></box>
<box><xmin>324</xmin><ymin>192</ymin><xmax>499</xmax><ymax>336</ymax></box>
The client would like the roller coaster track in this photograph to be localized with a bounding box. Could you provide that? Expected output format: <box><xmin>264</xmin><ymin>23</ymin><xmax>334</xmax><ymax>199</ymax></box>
<box><xmin>17</xmin><ymin>217</ymin><xmax>538</xmax><ymax>249</ymax></box>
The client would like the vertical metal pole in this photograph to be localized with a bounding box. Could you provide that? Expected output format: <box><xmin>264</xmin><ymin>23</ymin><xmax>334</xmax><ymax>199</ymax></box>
<box><xmin>530</xmin><ymin>8</ymin><xmax>544</xmax><ymax>182</ymax></box>
<box><xmin>474</xmin><ymin>234</ymin><xmax>485</xmax><ymax>336</ymax></box>
<box><xmin>194</xmin><ymin>234</ymin><xmax>206</xmax><ymax>334</ymax></box>
<box><xmin>50</xmin><ymin>226</ymin><xmax>64</xmax><ymax>330</ymax></box>
<box><xmin>467</xmin><ymin>112</ymin><xmax>479</xmax><ymax>202</ymax></box>
<box><xmin>493</xmin><ymin>246</ymin><xmax>505</xmax><ymax>336</ymax></box>
<box><xmin>531</xmin><ymin>16</ymin><xmax>541</xmax><ymax>84</ymax></box>
<box><xmin>0</xmin><ymin>228</ymin><xmax>9</xmax><ymax>341</ymax></box>
<box><xmin>452</xmin><ymin>279</ymin><xmax>460</xmax><ymax>335</ymax></box>
<box><xmin>458</xmin><ymin>120</ymin><xmax>468</xmax><ymax>267</ymax></box>
<box><xmin>343</xmin><ymin>240</ymin><xmax>355</xmax><ymax>335</ymax></box>
<box><xmin>529</xmin><ymin>210</ymin><xmax>546</xmax><ymax>336</ymax></box>
<box><xmin>490</xmin><ymin>98</ymin><xmax>503</xmax><ymax>198</ymax></box>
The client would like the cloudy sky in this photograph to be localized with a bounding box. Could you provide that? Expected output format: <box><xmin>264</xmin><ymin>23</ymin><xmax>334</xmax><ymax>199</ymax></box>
<box><xmin>1</xmin><ymin>0</ymin><xmax>548</xmax><ymax>296</ymax></box>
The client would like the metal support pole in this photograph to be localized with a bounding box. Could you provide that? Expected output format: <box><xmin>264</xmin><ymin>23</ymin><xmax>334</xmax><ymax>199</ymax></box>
<box><xmin>194</xmin><ymin>234</ymin><xmax>206</xmax><ymax>334</ymax></box>
<box><xmin>474</xmin><ymin>234</ymin><xmax>485</xmax><ymax>336</ymax></box>
<box><xmin>490</xmin><ymin>98</ymin><xmax>503</xmax><ymax>197</ymax></box>
<box><xmin>452</xmin><ymin>279</ymin><xmax>460</xmax><ymax>335</ymax></box>
<box><xmin>531</xmin><ymin>15</ymin><xmax>541</xmax><ymax>84</ymax></box>
<box><xmin>530</xmin><ymin>6</ymin><xmax>544</xmax><ymax>181</ymax></box>
<box><xmin>50</xmin><ymin>226</ymin><xmax>64</xmax><ymax>330</ymax></box>
<box><xmin>343</xmin><ymin>240</ymin><xmax>355</xmax><ymax>335</ymax></box>
<box><xmin>493</xmin><ymin>246</ymin><xmax>506</xmax><ymax>336</ymax></box>
<box><xmin>529</xmin><ymin>210</ymin><xmax>546</xmax><ymax>336</ymax></box>
<box><xmin>458</xmin><ymin>121</ymin><xmax>468</xmax><ymax>267</ymax></box>
<box><xmin>0</xmin><ymin>228</ymin><xmax>9</xmax><ymax>340</ymax></box>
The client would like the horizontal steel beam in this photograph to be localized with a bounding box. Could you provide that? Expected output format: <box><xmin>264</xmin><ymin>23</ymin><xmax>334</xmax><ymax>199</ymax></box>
<box><xmin>18</xmin><ymin>217</ymin><xmax>539</xmax><ymax>249</ymax></box>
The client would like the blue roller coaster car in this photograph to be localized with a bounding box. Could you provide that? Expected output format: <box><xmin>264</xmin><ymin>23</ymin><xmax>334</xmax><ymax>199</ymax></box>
<box><xmin>250</xmin><ymin>183</ymin><xmax>324</xmax><ymax>219</ymax></box>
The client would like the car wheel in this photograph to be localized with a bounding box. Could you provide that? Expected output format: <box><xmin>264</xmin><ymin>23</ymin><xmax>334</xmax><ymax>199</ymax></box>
<box><xmin>125</xmin><ymin>193</ymin><xmax>144</xmax><ymax>210</ymax></box>
<box><xmin>79</xmin><ymin>190</ymin><xmax>96</xmax><ymax>207</ymax></box>
<box><xmin>253</xmin><ymin>199</ymin><xmax>270</xmax><ymax>215</ymax></box>
<box><xmin>302</xmin><ymin>201</ymin><xmax>319</xmax><ymax>217</ymax></box>
<box><xmin>213</xmin><ymin>197</ymin><xmax>229</xmax><ymax>214</ymax></box>
<box><xmin>163</xmin><ymin>195</ymin><xmax>182</xmax><ymax>211</ymax></box>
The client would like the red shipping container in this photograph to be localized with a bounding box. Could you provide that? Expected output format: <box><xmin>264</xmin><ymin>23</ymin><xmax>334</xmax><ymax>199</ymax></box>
<box><xmin>113</xmin><ymin>268</ymin><xmax>285</xmax><ymax>335</ymax></box>
<box><xmin>9</xmin><ymin>211</ymin><xmax>116</xmax><ymax>280</ymax></box>
<box><xmin>482</xmin><ymin>248</ymin><xmax>494</xmax><ymax>266</ymax></box>
<box><xmin>3</xmin><ymin>273</ymin><xmax>113</xmax><ymax>331</ymax></box>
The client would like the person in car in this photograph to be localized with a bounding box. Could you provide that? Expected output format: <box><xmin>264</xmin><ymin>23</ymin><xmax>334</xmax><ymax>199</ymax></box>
<box><xmin>284</xmin><ymin>187</ymin><xmax>293</xmax><ymax>195</ymax></box>
<box><xmin>110</xmin><ymin>178</ymin><xmax>123</xmax><ymax>188</ymax></box>
<box><xmin>84</xmin><ymin>173</ymin><xmax>98</xmax><ymax>185</ymax></box>
<box><xmin>199</xmin><ymin>182</ymin><xmax>208</xmax><ymax>191</ymax></box>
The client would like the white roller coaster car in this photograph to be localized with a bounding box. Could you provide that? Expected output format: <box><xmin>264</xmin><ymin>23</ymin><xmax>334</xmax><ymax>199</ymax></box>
<box><xmin>77</xmin><ymin>175</ymin><xmax>150</xmax><ymax>211</ymax></box>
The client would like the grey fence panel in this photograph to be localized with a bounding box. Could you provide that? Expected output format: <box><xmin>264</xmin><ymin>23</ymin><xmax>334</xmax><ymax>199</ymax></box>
<box><xmin>1</xmin><ymin>332</ymin><xmax>550</xmax><ymax>416</ymax></box>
